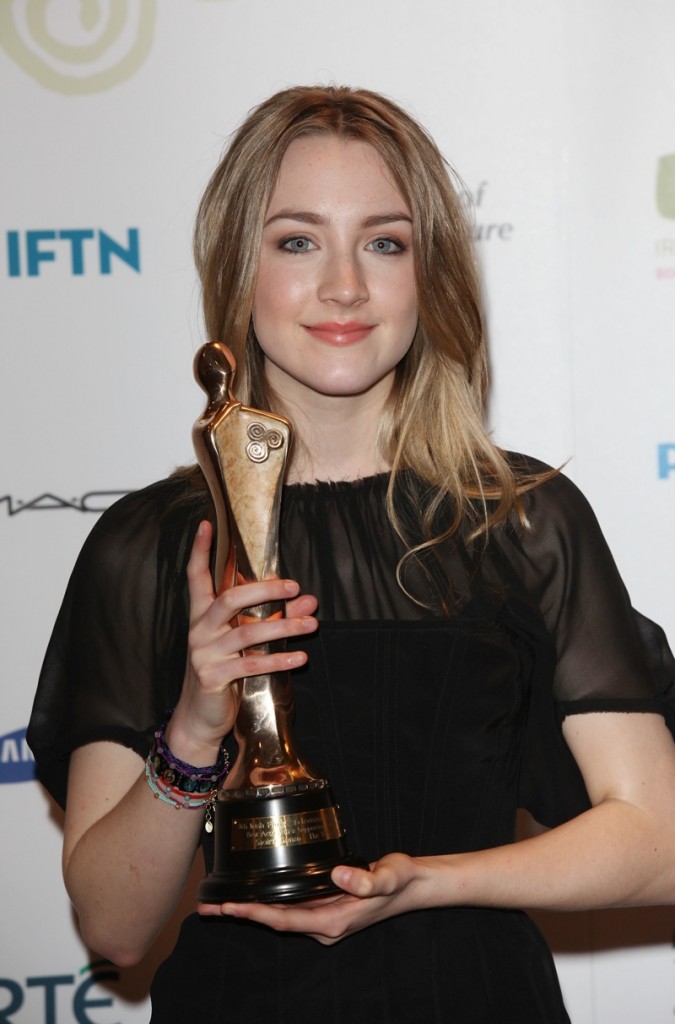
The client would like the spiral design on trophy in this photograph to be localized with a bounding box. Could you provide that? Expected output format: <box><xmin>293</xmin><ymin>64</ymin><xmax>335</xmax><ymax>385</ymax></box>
<box><xmin>0</xmin><ymin>0</ymin><xmax>157</xmax><ymax>95</ymax></box>
<box><xmin>245</xmin><ymin>422</ymin><xmax>285</xmax><ymax>464</ymax></box>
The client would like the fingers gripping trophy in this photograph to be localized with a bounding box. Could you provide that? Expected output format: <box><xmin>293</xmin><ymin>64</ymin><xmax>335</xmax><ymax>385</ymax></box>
<box><xmin>193</xmin><ymin>341</ymin><xmax>363</xmax><ymax>903</ymax></box>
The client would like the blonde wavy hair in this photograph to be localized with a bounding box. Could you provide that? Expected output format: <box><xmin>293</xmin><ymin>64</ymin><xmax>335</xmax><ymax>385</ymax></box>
<box><xmin>190</xmin><ymin>85</ymin><xmax>548</xmax><ymax>585</ymax></box>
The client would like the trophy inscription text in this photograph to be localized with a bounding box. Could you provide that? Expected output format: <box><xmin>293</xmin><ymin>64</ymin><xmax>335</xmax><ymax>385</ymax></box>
<box><xmin>231</xmin><ymin>808</ymin><xmax>343</xmax><ymax>852</ymax></box>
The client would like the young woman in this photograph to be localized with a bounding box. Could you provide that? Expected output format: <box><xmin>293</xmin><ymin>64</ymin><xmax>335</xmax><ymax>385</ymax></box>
<box><xmin>29</xmin><ymin>85</ymin><xmax>675</xmax><ymax>1023</ymax></box>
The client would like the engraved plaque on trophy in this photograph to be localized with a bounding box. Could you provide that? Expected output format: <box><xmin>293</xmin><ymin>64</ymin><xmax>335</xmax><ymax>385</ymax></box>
<box><xmin>193</xmin><ymin>341</ymin><xmax>363</xmax><ymax>903</ymax></box>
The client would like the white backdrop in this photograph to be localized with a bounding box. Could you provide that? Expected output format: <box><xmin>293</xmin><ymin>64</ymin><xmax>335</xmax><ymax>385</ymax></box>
<box><xmin>1</xmin><ymin>1</ymin><xmax>674</xmax><ymax>1021</ymax></box>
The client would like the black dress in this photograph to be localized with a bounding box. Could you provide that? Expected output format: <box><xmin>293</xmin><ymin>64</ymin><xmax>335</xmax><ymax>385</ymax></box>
<box><xmin>28</xmin><ymin>464</ymin><xmax>675</xmax><ymax>1024</ymax></box>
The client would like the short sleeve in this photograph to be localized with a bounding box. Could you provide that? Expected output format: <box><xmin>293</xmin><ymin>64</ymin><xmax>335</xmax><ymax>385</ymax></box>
<box><xmin>27</xmin><ymin>478</ymin><xmax>199</xmax><ymax>809</ymax></box>
<box><xmin>504</xmin><ymin>465</ymin><xmax>674</xmax><ymax>714</ymax></box>
<box><xmin>493</xmin><ymin>460</ymin><xmax>675</xmax><ymax>827</ymax></box>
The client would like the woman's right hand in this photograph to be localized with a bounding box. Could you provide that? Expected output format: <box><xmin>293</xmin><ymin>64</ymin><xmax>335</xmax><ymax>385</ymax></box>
<box><xmin>166</xmin><ymin>520</ymin><xmax>318</xmax><ymax>764</ymax></box>
<box><xmin>61</xmin><ymin>515</ymin><xmax>318</xmax><ymax>967</ymax></box>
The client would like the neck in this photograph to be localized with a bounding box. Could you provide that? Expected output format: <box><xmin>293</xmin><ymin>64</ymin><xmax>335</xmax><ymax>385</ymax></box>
<box><xmin>279</xmin><ymin>391</ymin><xmax>390</xmax><ymax>484</ymax></box>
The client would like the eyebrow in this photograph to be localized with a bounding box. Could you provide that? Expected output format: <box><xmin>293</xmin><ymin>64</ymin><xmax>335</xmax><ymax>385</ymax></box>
<box><xmin>263</xmin><ymin>209</ymin><xmax>412</xmax><ymax>229</ymax></box>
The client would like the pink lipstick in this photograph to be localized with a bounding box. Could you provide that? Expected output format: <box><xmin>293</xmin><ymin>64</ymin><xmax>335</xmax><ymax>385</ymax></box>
<box><xmin>303</xmin><ymin>321</ymin><xmax>375</xmax><ymax>345</ymax></box>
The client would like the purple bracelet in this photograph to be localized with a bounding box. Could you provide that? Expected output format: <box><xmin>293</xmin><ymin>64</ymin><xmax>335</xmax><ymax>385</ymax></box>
<box><xmin>151</xmin><ymin>709</ymin><xmax>230</xmax><ymax>793</ymax></box>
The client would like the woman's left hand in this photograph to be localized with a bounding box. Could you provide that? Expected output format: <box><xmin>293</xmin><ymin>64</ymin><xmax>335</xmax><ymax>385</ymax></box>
<box><xmin>198</xmin><ymin>853</ymin><xmax>429</xmax><ymax>944</ymax></box>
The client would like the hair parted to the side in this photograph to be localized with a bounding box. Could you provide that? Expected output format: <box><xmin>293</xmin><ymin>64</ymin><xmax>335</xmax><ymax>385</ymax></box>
<box><xmin>190</xmin><ymin>84</ymin><xmax>551</xmax><ymax>594</ymax></box>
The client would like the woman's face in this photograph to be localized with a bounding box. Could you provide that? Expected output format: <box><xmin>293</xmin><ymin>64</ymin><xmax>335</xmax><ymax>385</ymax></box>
<box><xmin>253</xmin><ymin>134</ymin><xmax>417</xmax><ymax>409</ymax></box>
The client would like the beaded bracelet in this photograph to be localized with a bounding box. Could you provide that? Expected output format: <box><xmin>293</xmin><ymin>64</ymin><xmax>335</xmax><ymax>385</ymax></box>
<box><xmin>148</xmin><ymin>744</ymin><xmax>225</xmax><ymax>795</ymax></box>
<box><xmin>154</xmin><ymin>708</ymin><xmax>230</xmax><ymax>785</ymax></box>
<box><xmin>145</xmin><ymin>709</ymin><xmax>231</xmax><ymax>811</ymax></box>
<box><xmin>145</xmin><ymin>759</ymin><xmax>215</xmax><ymax>810</ymax></box>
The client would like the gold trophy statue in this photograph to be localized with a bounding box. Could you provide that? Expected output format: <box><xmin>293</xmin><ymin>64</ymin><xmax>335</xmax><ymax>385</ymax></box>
<box><xmin>193</xmin><ymin>341</ymin><xmax>362</xmax><ymax>903</ymax></box>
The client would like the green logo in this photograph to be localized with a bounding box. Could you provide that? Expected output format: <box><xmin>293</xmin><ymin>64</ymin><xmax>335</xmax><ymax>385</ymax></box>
<box><xmin>656</xmin><ymin>154</ymin><xmax>675</xmax><ymax>220</ymax></box>
<box><xmin>0</xmin><ymin>0</ymin><xmax>157</xmax><ymax>95</ymax></box>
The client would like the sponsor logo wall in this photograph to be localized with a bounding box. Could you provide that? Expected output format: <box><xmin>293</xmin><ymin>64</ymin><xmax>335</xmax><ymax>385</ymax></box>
<box><xmin>2</xmin><ymin>2</ymin><xmax>673</xmax><ymax>1022</ymax></box>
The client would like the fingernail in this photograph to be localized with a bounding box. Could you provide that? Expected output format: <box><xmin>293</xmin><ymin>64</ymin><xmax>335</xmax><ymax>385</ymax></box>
<box><xmin>283</xmin><ymin>580</ymin><xmax>299</xmax><ymax>594</ymax></box>
<box><xmin>287</xmin><ymin>653</ymin><xmax>306</xmax><ymax>667</ymax></box>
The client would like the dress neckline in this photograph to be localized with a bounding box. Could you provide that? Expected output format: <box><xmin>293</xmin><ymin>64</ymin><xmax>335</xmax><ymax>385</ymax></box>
<box><xmin>283</xmin><ymin>472</ymin><xmax>390</xmax><ymax>495</ymax></box>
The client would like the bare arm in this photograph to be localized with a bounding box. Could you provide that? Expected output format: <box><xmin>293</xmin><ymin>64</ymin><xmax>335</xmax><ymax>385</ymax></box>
<box><xmin>212</xmin><ymin>712</ymin><xmax>675</xmax><ymax>943</ymax></box>
<box><xmin>62</xmin><ymin>521</ymin><xmax>318</xmax><ymax>965</ymax></box>
<box><xmin>436</xmin><ymin>712</ymin><xmax>675</xmax><ymax>910</ymax></box>
<box><xmin>63</xmin><ymin>742</ymin><xmax>203</xmax><ymax>966</ymax></box>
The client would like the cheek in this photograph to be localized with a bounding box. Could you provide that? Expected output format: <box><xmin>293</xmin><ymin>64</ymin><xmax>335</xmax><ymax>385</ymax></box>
<box><xmin>395</xmin><ymin>292</ymin><xmax>419</xmax><ymax>360</ymax></box>
<box><xmin>253</xmin><ymin>265</ymin><xmax>309</xmax><ymax>327</ymax></box>
<box><xmin>391</xmin><ymin>281</ymin><xmax>418</xmax><ymax>339</ymax></box>
<box><xmin>254</xmin><ymin>254</ymin><xmax>311</xmax><ymax>303</ymax></box>
<box><xmin>373</xmin><ymin>263</ymin><xmax>416</xmax><ymax>310</ymax></box>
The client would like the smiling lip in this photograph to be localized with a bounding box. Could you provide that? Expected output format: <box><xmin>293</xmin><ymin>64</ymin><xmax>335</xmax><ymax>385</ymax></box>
<box><xmin>303</xmin><ymin>321</ymin><xmax>375</xmax><ymax>345</ymax></box>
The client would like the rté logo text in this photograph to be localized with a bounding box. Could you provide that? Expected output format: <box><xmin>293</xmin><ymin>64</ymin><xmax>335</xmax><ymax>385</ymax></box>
<box><xmin>0</xmin><ymin>963</ymin><xmax>122</xmax><ymax>1024</ymax></box>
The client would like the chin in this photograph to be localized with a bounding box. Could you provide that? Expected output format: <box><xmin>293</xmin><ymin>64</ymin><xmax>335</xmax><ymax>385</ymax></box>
<box><xmin>300</xmin><ymin>366</ymin><xmax>395</xmax><ymax>398</ymax></box>
<box><xmin>310</xmin><ymin>380</ymin><xmax>385</xmax><ymax>400</ymax></box>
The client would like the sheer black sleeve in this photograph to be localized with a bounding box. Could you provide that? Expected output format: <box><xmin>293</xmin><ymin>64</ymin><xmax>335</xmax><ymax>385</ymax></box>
<box><xmin>491</xmin><ymin>460</ymin><xmax>675</xmax><ymax>826</ymax></box>
<box><xmin>27</xmin><ymin>478</ymin><xmax>199</xmax><ymax>809</ymax></box>
<box><xmin>500</xmin><ymin>462</ymin><xmax>675</xmax><ymax>712</ymax></box>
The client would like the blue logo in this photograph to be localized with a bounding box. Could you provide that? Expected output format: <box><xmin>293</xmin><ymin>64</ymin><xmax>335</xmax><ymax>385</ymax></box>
<box><xmin>658</xmin><ymin>444</ymin><xmax>675</xmax><ymax>479</ymax></box>
<box><xmin>5</xmin><ymin>229</ymin><xmax>140</xmax><ymax>276</ymax></box>
<box><xmin>0</xmin><ymin>728</ymin><xmax>36</xmax><ymax>784</ymax></box>
<box><xmin>0</xmin><ymin>961</ymin><xmax>122</xmax><ymax>1024</ymax></box>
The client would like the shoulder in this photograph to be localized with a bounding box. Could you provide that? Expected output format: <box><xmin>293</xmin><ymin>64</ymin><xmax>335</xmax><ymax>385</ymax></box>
<box><xmin>74</xmin><ymin>475</ymin><xmax>204</xmax><ymax>584</ymax></box>
<box><xmin>89</xmin><ymin>475</ymin><xmax>195</xmax><ymax>532</ymax></box>
<box><xmin>497</xmin><ymin>452</ymin><xmax>622</xmax><ymax>602</ymax></box>
<box><xmin>505</xmin><ymin>451</ymin><xmax>600</xmax><ymax>538</ymax></box>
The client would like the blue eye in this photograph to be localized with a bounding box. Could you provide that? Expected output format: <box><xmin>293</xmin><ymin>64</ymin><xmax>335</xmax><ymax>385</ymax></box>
<box><xmin>368</xmin><ymin>237</ymin><xmax>403</xmax><ymax>254</ymax></box>
<box><xmin>281</xmin><ymin>236</ymin><xmax>315</xmax><ymax>253</ymax></box>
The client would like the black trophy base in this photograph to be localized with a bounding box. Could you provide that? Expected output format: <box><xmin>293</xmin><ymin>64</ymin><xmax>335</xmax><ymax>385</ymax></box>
<box><xmin>199</xmin><ymin>785</ymin><xmax>367</xmax><ymax>904</ymax></box>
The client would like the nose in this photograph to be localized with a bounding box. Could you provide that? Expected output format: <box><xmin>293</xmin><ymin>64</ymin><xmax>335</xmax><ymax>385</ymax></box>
<box><xmin>317</xmin><ymin>249</ymin><xmax>369</xmax><ymax>306</ymax></box>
